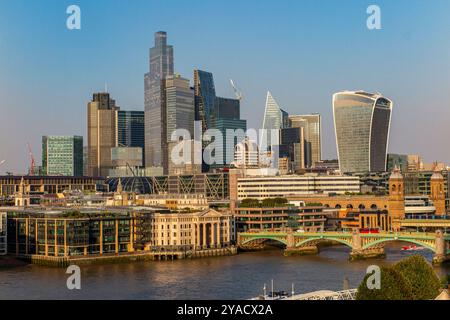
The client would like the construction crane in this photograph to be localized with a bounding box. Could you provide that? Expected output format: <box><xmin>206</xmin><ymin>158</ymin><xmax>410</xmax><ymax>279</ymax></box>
<box><xmin>230</xmin><ymin>79</ymin><xmax>243</xmax><ymax>101</ymax></box>
<box><xmin>27</xmin><ymin>143</ymin><xmax>35</xmax><ymax>176</ymax></box>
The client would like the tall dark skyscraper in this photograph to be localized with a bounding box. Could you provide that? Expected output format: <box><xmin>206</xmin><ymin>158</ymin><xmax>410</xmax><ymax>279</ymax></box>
<box><xmin>144</xmin><ymin>31</ymin><xmax>174</xmax><ymax>170</ymax></box>
<box><xmin>194</xmin><ymin>69</ymin><xmax>247</xmax><ymax>170</ymax></box>
<box><xmin>117</xmin><ymin>111</ymin><xmax>145</xmax><ymax>165</ymax></box>
<box><xmin>194</xmin><ymin>70</ymin><xmax>216</xmax><ymax>134</ymax></box>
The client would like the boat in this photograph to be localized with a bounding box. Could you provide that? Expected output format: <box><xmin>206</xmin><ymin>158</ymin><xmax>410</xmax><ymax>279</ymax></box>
<box><xmin>401</xmin><ymin>245</ymin><xmax>425</xmax><ymax>251</ymax></box>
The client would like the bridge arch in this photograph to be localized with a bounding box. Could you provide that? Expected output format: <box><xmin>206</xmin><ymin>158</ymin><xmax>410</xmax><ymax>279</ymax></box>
<box><xmin>362</xmin><ymin>238</ymin><xmax>436</xmax><ymax>252</ymax></box>
<box><xmin>295</xmin><ymin>237</ymin><xmax>353</xmax><ymax>249</ymax></box>
<box><xmin>240</xmin><ymin>236</ymin><xmax>288</xmax><ymax>247</ymax></box>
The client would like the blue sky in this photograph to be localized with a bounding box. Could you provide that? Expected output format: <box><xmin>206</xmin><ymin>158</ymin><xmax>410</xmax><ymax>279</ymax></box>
<box><xmin>1</xmin><ymin>0</ymin><xmax>450</xmax><ymax>174</ymax></box>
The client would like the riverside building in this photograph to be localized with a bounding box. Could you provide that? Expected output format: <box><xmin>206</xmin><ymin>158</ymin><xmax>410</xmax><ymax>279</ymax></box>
<box><xmin>235</xmin><ymin>174</ymin><xmax>360</xmax><ymax>200</ymax></box>
<box><xmin>4</xmin><ymin>207</ymin><xmax>233</xmax><ymax>259</ymax></box>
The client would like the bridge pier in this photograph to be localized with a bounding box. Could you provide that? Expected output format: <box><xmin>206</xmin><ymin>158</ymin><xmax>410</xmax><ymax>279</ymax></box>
<box><xmin>349</xmin><ymin>229</ymin><xmax>385</xmax><ymax>261</ymax></box>
<box><xmin>433</xmin><ymin>230</ymin><xmax>450</xmax><ymax>265</ymax></box>
<box><xmin>349</xmin><ymin>248</ymin><xmax>386</xmax><ymax>261</ymax></box>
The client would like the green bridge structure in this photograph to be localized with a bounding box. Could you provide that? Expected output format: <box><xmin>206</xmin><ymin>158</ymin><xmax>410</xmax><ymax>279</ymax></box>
<box><xmin>238</xmin><ymin>230</ymin><xmax>450</xmax><ymax>264</ymax></box>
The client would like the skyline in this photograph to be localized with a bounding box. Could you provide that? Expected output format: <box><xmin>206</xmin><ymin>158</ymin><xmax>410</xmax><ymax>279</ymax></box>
<box><xmin>2</xmin><ymin>0</ymin><xmax>450</xmax><ymax>174</ymax></box>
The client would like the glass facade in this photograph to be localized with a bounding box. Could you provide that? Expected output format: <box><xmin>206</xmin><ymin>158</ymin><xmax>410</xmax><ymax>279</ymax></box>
<box><xmin>210</xmin><ymin>118</ymin><xmax>247</xmax><ymax>168</ymax></box>
<box><xmin>261</xmin><ymin>91</ymin><xmax>289</xmax><ymax>150</ymax></box>
<box><xmin>214</xmin><ymin>97</ymin><xmax>240</xmax><ymax>120</ymax></box>
<box><xmin>194</xmin><ymin>70</ymin><xmax>216</xmax><ymax>133</ymax></box>
<box><xmin>42</xmin><ymin>136</ymin><xmax>83</xmax><ymax>176</ymax></box>
<box><xmin>333</xmin><ymin>91</ymin><xmax>392</xmax><ymax>173</ymax></box>
<box><xmin>164</xmin><ymin>75</ymin><xmax>195</xmax><ymax>141</ymax></box>
<box><xmin>145</xmin><ymin>31</ymin><xmax>174</xmax><ymax>169</ymax></box>
<box><xmin>117</xmin><ymin>111</ymin><xmax>144</xmax><ymax>149</ymax></box>
<box><xmin>289</xmin><ymin>114</ymin><xmax>321</xmax><ymax>167</ymax></box>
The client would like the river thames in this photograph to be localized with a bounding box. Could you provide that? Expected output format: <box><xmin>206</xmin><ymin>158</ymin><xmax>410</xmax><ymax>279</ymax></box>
<box><xmin>0</xmin><ymin>243</ymin><xmax>448</xmax><ymax>300</ymax></box>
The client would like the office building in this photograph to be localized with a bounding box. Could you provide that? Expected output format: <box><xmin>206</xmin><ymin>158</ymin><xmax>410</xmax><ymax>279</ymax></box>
<box><xmin>42</xmin><ymin>136</ymin><xmax>83</xmax><ymax>177</ymax></box>
<box><xmin>210</xmin><ymin>119</ymin><xmax>247</xmax><ymax>168</ymax></box>
<box><xmin>234</xmin><ymin>205</ymin><xmax>331</xmax><ymax>233</ymax></box>
<box><xmin>168</xmin><ymin>139</ymin><xmax>202</xmax><ymax>175</ymax></box>
<box><xmin>5</xmin><ymin>207</ymin><xmax>232</xmax><ymax>257</ymax></box>
<box><xmin>279</xmin><ymin>127</ymin><xmax>305</xmax><ymax>173</ymax></box>
<box><xmin>164</xmin><ymin>74</ymin><xmax>195</xmax><ymax>141</ymax></box>
<box><xmin>117</xmin><ymin>110</ymin><xmax>145</xmax><ymax>165</ymax></box>
<box><xmin>407</xmin><ymin>154</ymin><xmax>423</xmax><ymax>171</ymax></box>
<box><xmin>194</xmin><ymin>70</ymin><xmax>216</xmax><ymax>134</ymax></box>
<box><xmin>233</xmin><ymin>138</ymin><xmax>260</xmax><ymax>168</ymax></box>
<box><xmin>333</xmin><ymin>91</ymin><xmax>392</xmax><ymax>173</ymax></box>
<box><xmin>261</xmin><ymin>91</ymin><xmax>289</xmax><ymax>150</ymax></box>
<box><xmin>235</xmin><ymin>174</ymin><xmax>361</xmax><ymax>200</ymax></box>
<box><xmin>145</xmin><ymin>31</ymin><xmax>174</xmax><ymax>169</ymax></box>
<box><xmin>111</xmin><ymin>147</ymin><xmax>142</xmax><ymax>168</ymax></box>
<box><xmin>87</xmin><ymin>92</ymin><xmax>119</xmax><ymax>177</ymax></box>
<box><xmin>0</xmin><ymin>176</ymin><xmax>104</xmax><ymax>197</ymax></box>
<box><xmin>215</xmin><ymin>97</ymin><xmax>240</xmax><ymax>120</ymax></box>
<box><xmin>387</xmin><ymin>154</ymin><xmax>408</xmax><ymax>172</ymax></box>
<box><xmin>289</xmin><ymin>114</ymin><xmax>322</xmax><ymax>167</ymax></box>
<box><xmin>194</xmin><ymin>70</ymin><xmax>248</xmax><ymax>171</ymax></box>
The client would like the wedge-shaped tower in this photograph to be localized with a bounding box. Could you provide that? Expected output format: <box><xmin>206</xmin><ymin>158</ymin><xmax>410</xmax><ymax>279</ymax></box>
<box><xmin>261</xmin><ymin>91</ymin><xmax>288</xmax><ymax>150</ymax></box>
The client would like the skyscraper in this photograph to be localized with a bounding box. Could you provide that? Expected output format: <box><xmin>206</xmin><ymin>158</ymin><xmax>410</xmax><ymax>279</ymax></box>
<box><xmin>164</xmin><ymin>74</ymin><xmax>195</xmax><ymax>141</ymax></box>
<box><xmin>87</xmin><ymin>92</ymin><xmax>119</xmax><ymax>177</ymax></box>
<box><xmin>194</xmin><ymin>69</ymin><xmax>247</xmax><ymax>171</ymax></box>
<box><xmin>333</xmin><ymin>91</ymin><xmax>392</xmax><ymax>173</ymax></box>
<box><xmin>145</xmin><ymin>31</ymin><xmax>174</xmax><ymax>169</ymax></box>
<box><xmin>261</xmin><ymin>91</ymin><xmax>289</xmax><ymax>150</ymax></box>
<box><xmin>116</xmin><ymin>110</ymin><xmax>145</xmax><ymax>167</ymax></box>
<box><xmin>279</xmin><ymin>127</ymin><xmax>305</xmax><ymax>173</ymax></box>
<box><xmin>289</xmin><ymin>114</ymin><xmax>322</xmax><ymax>167</ymax></box>
<box><xmin>194</xmin><ymin>70</ymin><xmax>216</xmax><ymax>134</ymax></box>
<box><xmin>210</xmin><ymin>97</ymin><xmax>246</xmax><ymax>168</ymax></box>
<box><xmin>117</xmin><ymin>111</ymin><xmax>145</xmax><ymax>149</ymax></box>
<box><xmin>42</xmin><ymin>136</ymin><xmax>83</xmax><ymax>176</ymax></box>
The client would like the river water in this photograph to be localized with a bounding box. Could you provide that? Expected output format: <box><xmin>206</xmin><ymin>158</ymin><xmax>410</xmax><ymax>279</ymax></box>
<box><xmin>0</xmin><ymin>243</ymin><xmax>448</xmax><ymax>300</ymax></box>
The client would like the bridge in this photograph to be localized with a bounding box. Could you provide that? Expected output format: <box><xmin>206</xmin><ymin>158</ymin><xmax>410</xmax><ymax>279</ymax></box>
<box><xmin>238</xmin><ymin>230</ymin><xmax>450</xmax><ymax>264</ymax></box>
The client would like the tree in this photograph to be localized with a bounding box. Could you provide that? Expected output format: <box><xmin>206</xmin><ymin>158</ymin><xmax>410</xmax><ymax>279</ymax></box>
<box><xmin>261</xmin><ymin>197</ymin><xmax>288</xmax><ymax>207</ymax></box>
<box><xmin>356</xmin><ymin>266</ymin><xmax>414</xmax><ymax>300</ymax></box>
<box><xmin>393</xmin><ymin>255</ymin><xmax>441</xmax><ymax>300</ymax></box>
<box><xmin>240</xmin><ymin>198</ymin><xmax>260</xmax><ymax>207</ymax></box>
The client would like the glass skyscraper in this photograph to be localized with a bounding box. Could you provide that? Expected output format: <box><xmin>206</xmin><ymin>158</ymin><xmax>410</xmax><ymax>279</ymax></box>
<box><xmin>194</xmin><ymin>69</ymin><xmax>216</xmax><ymax>134</ymax></box>
<box><xmin>117</xmin><ymin>111</ymin><xmax>144</xmax><ymax>149</ymax></box>
<box><xmin>333</xmin><ymin>91</ymin><xmax>392</xmax><ymax>173</ymax></box>
<box><xmin>215</xmin><ymin>97</ymin><xmax>240</xmax><ymax>120</ymax></box>
<box><xmin>261</xmin><ymin>91</ymin><xmax>289</xmax><ymax>150</ymax></box>
<box><xmin>144</xmin><ymin>31</ymin><xmax>174</xmax><ymax>170</ymax></box>
<box><xmin>194</xmin><ymin>69</ymin><xmax>246</xmax><ymax>171</ymax></box>
<box><xmin>42</xmin><ymin>136</ymin><xmax>83</xmax><ymax>176</ymax></box>
<box><xmin>210</xmin><ymin>118</ymin><xmax>247</xmax><ymax>168</ymax></box>
<box><xmin>164</xmin><ymin>74</ymin><xmax>195</xmax><ymax>141</ymax></box>
<box><xmin>289</xmin><ymin>114</ymin><xmax>322</xmax><ymax>168</ymax></box>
